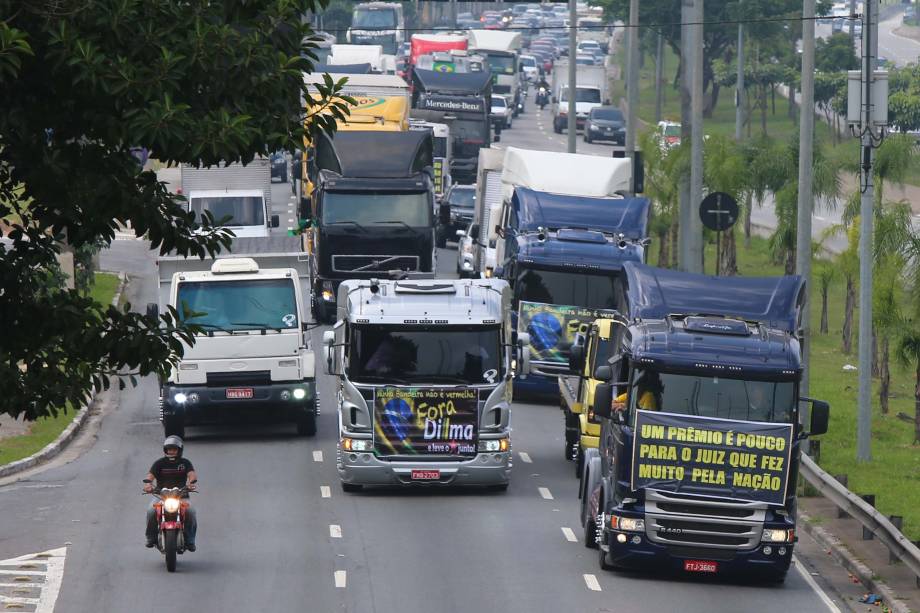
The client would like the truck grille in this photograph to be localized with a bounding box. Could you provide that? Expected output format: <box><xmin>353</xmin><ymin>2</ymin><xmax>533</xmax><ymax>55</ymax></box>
<box><xmin>206</xmin><ymin>371</ymin><xmax>272</xmax><ymax>387</ymax></box>
<box><xmin>332</xmin><ymin>254</ymin><xmax>420</xmax><ymax>273</ymax></box>
<box><xmin>645</xmin><ymin>491</ymin><xmax>764</xmax><ymax>550</ymax></box>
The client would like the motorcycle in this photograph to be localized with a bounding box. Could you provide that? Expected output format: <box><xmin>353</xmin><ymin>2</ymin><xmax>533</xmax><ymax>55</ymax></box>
<box><xmin>536</xmin><ymin>87</ymin><xmax>548</xmax><ymax>110</ymax></box>
<box><xmin>146</xmin><ymin>483</ymin><xmax>195</xmax><ymax>572</ymax></box>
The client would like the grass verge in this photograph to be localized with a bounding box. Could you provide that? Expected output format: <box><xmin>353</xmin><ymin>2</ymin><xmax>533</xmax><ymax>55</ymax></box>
<box><xmin>0</xmin><ymin>272</ymin><xmax>121</xmax><ymax>466</ymax></box>
<box><xmin>651</xmin><ymin>232</ymin><xmax>920</xmax><ymax>539</ymax></box>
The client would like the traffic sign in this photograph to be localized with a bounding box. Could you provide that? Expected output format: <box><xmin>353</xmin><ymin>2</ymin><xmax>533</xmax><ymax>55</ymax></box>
<box><xmin>698</xmin><ymin>192</ymin><xmax>739</xmax><ymax>232</ymax></box>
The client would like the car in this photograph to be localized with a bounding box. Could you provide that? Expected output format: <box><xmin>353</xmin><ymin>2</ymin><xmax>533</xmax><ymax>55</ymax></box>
<box><xmin>519</xmin><ymin>54</ymin><xmax>540</xmax><ymax>82</ymax></box>
<box><xmin>656</xmin><ymin>120</ymin><xmax>681</xmax><ymax>151</ymax></box>
<box><xmin>575</xmin><ymin>54</ymin><xmax>598</xmax><ymax>66</ymax></box>
<box><xmin>270</xmin><ymin>150</ymin><xmax>289</xmax><ymax>182</ymax></box>
<box><xmin>513</xmin><ymin>3</ymin><xmax>530</xmax><ymax>16</ymax></box>
<box><xmin>529</xmin><ymin>49</ymin><xmax>553</xmax><ymax>72</ymax></box>
<box><xmin>584</xmin><ymin>106</ymin><xmax>625</xmax><ymax>144</ymax></box>
<box><xmin>438</xmin><ymin>184</ymin><xmax>476</xmax><ymax>247</ymax></box>
<box><xmin>455</xmin><ymin>220</ymin><xmax>479</xmax><ymax>278</ymax></box>
<box><xmin>490</xmin><ymin>94</ymin><xmax>513</xmax><ymax>129</ymax></box>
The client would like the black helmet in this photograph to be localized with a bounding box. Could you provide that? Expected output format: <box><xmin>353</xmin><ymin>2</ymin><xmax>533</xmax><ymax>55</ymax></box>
<box><xmin>163</xmin><ymin>435</ymin><xmax>184</xmax><ymax>458</ymax></box>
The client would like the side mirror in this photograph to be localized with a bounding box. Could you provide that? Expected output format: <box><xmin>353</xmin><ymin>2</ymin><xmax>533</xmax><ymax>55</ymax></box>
<box><xmin>593</xmin><ymin>364</ymin><xmax>613</xmax><ymax>382</ymax></box>
<box><xmin>593</xmin><ymin>383</ymin><xmax>613</xmax><ymax>419</ymax></box>
<box><xmin>270</xmin><ymin>214</ymin><xmax>280</xmax><ymax>228</ymax></box>
<box><xmin>469</xmin><ymin>224</ymin><xmax>480</xmax><ymax>240</ymax></box>
<box><xmin>808</xmin><ymin>399</ymin><xmax>830</xmax><ymax>436</ymax></box>
<box><xmin>568</xmin><ymin>344</ymin><xmax>585</xmax><ymax>374</ymax></box>
<box><xmin>456</xmin><ymin>229</ymin><xmax>467</xmax><ymax>237</ymax></box>
<box><xmin>322</xmin><ymin>330</ymin><xmax>335</xmax><ymax>376</ymax></box>
<box><xmin>517</xmin><ymin>332</ymin><xmax>531</xmax><ymax>378</ymax></box>
<box><xmin>495</xmin><ymin>224</ymin><xmax>505</xmax><ymax>238</ymax></box>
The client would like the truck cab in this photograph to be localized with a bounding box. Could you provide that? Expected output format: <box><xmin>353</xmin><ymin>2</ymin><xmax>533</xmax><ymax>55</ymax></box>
<box><xmin>155</xmin><ymin>256</ymin><xmax>316</xmax><ymax>438</ymax></box>
<box><xmin>322</xmin><ymin>278</ymin><xmax>530</xmax><ymax>492</ymax></box>
<box><xmin>307</xmin><ymin>130</ymin><xmax>437</xmax><ymax>324</ymax></box>
<box><xmin>469</xmin><ymin>29</ymin><xmax>524</xmax><ymax>117</ymax></box>
<box><xmin>347</xmin><ymin>2</ymin><xmax>404</xmax><ymax>55</ymax></box>
<box><xmin>581</xmin><ymin>263</ymin><xmax>830</xmax><ymax>582</ymax></box>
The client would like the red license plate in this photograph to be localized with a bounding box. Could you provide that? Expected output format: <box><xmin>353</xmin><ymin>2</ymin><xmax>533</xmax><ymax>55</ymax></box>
<box><xmin>410</xmin><ymin>470</ymin><xmax>440</xmax><ymax>481</ymax></box>
<box><xmin>684</xmin><ymin>560</ymin><xmax>718</xmax><ymax>573</ymax></box>
<box><xmin>225</xmin><ymin>388</ymin><xmax>253</xmax><ymax>399</ymax></box>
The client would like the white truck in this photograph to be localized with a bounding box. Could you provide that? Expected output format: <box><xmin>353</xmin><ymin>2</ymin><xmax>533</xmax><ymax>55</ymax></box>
<box><xmin>550</xmin><ymin>64</ymin><xmax>608</xmax><ymax>134</ymax></box>
<box><xmin>468</xmin><ymin>29</ymin><xmax>525</xmax><ymax>116</ymax></box>
<box><xmin>179</xmin><ymin>160</ymin><xmax>278</xmax><ymax>238</ymax></box>
<box><xmin>153</xmin><ymin>240</ymin><xmax>316</xmax><ymax>438</ymax></box>
<box><xmin>328</xmin><ymin>44</ymin><xmax>392</xmax><ymax>74</ymax></box>
<box><xmin>467</xmin><ymin>147</ymin><xmax>505</xmax><ymax>278</ymax></box>
<box><xmin>347</xmin><ymin>2</ymin><xmax>405</xmax><ymax>55</ymax></box>
<box><xmin>322</xmin><ymin>278</ymin><xmax>530</xmax><ymax>492</ymax></box>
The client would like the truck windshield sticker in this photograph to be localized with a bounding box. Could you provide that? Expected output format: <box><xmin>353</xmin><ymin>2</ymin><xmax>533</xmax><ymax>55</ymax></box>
<box><xmin>282</xmin><ymin>313</ymin><xmax>297</xmax><ymax>328</ymax></box>
<box><xmin>374</xmin><ymin>388</ymin><xmax>478</xmax><ymax>456</ymax></box>
<box><xmin>482</xmin><ymin>369</ymin><xmax>497</xmax><ymax>384</ymax></box>
<box><xmin>518</xmin><ymin>301</ymin><xmax>618</xmax><ymax>365</ymax></box>
<box><xmin>630</xmin><ymin>411</ymin><xmax>794</xmax><ymax>505</ymax></box>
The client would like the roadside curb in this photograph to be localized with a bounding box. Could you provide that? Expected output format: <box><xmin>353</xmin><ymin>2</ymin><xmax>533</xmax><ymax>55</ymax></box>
<box><xmin>0</xmin><ymin>272</ymin><xmax>128</xmax><ymax>480</ymax></box>
<box><xmin>799</xmin><ymin>509</ymin><xmax>911</xmax><ymax>613</ymax></box>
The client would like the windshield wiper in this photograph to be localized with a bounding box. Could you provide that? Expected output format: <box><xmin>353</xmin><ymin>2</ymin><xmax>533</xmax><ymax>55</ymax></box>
<box><xmin>230</xmin><ymin>322</ymin><xmax>286</xmax><ymax>332</ymax></box>
<box><xmin>325</xmin><ymin>220</ymin><xmax>367</xmax><ymax>233</ymax></box>
<box><xmin>195</xmin><ymin>323</ymin><xmax>235</xmax><ymax>335</ymax></box>
<box><xmin>352</xmin><ymin>374</ymin><xmax>412</xmax><ymax>385</ymax></box>
<box><xmin>419</xmin><ymin>375</ymin><xmax>475</xmax><ymax>384</ymax></box>
<box><xmin>376</xmin><ymin>220</ymin><xmax>421</xmax><ymax>237</ymax></box>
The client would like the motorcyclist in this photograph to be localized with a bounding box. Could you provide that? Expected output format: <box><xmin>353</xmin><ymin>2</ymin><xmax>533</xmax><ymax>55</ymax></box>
<box><xmin>535</xmin><ymin>76</ymin><xmax>550</xmax><ymax>107</ymax></box>
<box><xmin>144</xmin><ymin>436</ymin><xmax>198</xmax><ymax>551</ymax></box>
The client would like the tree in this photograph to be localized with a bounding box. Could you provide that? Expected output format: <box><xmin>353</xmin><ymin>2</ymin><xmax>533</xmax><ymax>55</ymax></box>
<box><xmin>815</xmin><ymin>262</ymin><xmax>835</xmax><ymax>334</ymax></box>
<box><xmin>702</xmin><ymin>135</ymin><xmax>746</xmax><ymax>274</ymax></box>
<box><xmin>895</xmin><ymin>321</ymin><xmax>920</xmax><ymax>444</ymax></box>
<box><xmin>815</xmin><ymin>33</ymin><xmax>859</xmax><ymax>72</ymax></box>
<box><xmin>639</xmin><ymin>128</ymin><xmax>685</xmax><ymax>268</ymax></box>
<box><xmin>0</xmin><ymin>1</ymin><xmax>350</xmax><ymax>420</ymax></box>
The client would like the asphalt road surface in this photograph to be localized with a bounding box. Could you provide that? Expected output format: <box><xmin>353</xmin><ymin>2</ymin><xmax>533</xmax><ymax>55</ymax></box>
<box><xmin>0</xmin><ymin>94</ymin><xmax>860</xmax><ymax>613</ymax></box>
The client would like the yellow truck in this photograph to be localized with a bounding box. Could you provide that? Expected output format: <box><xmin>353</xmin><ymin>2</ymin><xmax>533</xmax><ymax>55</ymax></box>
<box><xmin>559</xmin><ymin>317</ymin><xmax>620</xmax><ymax>478</ymax></box>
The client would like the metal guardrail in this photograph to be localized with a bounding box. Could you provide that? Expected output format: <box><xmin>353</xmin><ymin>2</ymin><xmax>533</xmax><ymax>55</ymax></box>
<box><xmin>800</xmin><ymin>453</ymin><xmax>920</xmax><ymax>583</ymax></box>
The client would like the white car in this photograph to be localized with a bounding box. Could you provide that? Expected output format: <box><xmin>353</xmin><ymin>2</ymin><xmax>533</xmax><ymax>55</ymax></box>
<box><xmin>456</xmin><ymin>220</ymin><xmax>479</xmax><ymax>278</ymax></box>
<box><xmin>490</xmin><ymin>95</ymin><xmax>513</xmax><ymax>129</ymax></box>
<box><xmin>519</xmin><ymin>54</ymin><xmax>539</xmax><ymax>82</ymax></box>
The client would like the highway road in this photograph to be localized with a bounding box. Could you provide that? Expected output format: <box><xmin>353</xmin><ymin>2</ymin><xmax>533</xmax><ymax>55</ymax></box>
<box><xmin>0</xmin><ymin>97</ymin><xmax>865</xmax><ymax>613</ymax></box>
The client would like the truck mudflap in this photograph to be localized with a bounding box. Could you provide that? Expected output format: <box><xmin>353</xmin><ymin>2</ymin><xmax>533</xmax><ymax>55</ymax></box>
<box><xmin>161</xmin><ymin>380</ymin><xmax>316</xmax><ymax>426</ymax></box>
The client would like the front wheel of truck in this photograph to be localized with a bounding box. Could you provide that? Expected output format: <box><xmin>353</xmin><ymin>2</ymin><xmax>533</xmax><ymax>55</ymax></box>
<box><xmin>598</xmin><ymin>547</ymin><xmax>616</xmax><ymax>571</ymax></box>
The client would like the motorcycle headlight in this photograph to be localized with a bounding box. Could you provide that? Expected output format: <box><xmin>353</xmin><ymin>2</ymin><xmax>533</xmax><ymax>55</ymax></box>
<box><xmin>163</xmin><ymin>498</ymin><xmax>181</xmax><ymax>513</ymax></box>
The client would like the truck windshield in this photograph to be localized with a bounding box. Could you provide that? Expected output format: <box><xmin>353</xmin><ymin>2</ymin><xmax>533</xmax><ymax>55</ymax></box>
<box><xmin>451</xmin><ymin>118</ymin><xmax>488</xmax><ymax>157</ymax></box>
<box><xmin>350</xmin><ymin>325</ymin><xmax>503</xmax><ymax>384</ymax></box>
<box><xmin>177</xmin><ymin>279</ymin><xmax>298</xmax><ymax>332</ymax></box>
<box><xmin>561</xmin><ymin>88</ymin><xmax>602</xmax><ymax>104</ymax></box>
<box><xmin>322</xmin><ymin>191</ymin><xmax>430</xmax><ymax>227</ymax></box>
<box><xmin>484</xmin><ymin>54</ymin><xmax>516</xmax><ymax>75</ymax></box>
<box><xmin>189</xmin><ymin>196</ymin><xmax>264</xmax><ymax>227</ymax></box>
<box><xmin>352</xmin><ymin>8</ymin><xmax>397</xmax><ymax>28</ymax></box>
<box><xmin>516</xmin><ymin>267</ymin><xmax>617</xmax><ymax>309</ymax></box>
<box><xmin>632</xmin><ymin>369</ymin><xmax>796</xmax><ymax>424</ymax></box>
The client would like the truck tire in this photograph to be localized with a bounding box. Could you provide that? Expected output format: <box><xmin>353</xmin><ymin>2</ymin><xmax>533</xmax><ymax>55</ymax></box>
<box><xmin>296</xmin><ymin>411</ymin><xmax>316</xmax><ymax>436</ymax></box>
<box><xmin>341</xmin><ymin>482</ymin><xmax>363</xmax><ymax>493</ymax></box>
<box><xmin>583</xmin><ymin>500</ymin><xmax>598</xmax><ymax>549</ymax></box>
<box><xmin>599</xmin><ymin>547</ymin><xmax>616</xmax><ymax>571</ymax></box>
<box><xmin>574</xmin><ymin>448</ymin><xmax>584</xmax><ymax>479</ymax></box>
<box><xmin>553</xmin><ymin>119</ymin><xmax>562</xmax><ymax>134</ymax></box>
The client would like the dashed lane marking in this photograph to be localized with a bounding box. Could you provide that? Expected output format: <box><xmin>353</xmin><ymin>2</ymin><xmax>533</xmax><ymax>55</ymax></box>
<box><xmin>330</xmin><ymin>524</ymin><xmax>342</xmax><ymax>539</ymax></box>
<box><xmin>334</xmin><ymin>570</ymin><xmax>347</xmax><ymax>588</ymax></box>
<box><xmin>583</xmin><ymin>573</ymin><xmax>602</xmax><ymax>591</ymax></box>
<box><xmin>321</xmin><ymin>485</ymin><xmax>331</xmax><ymax>498</ymax></box>
<box><xmin>313</xmin><ymin>450</ymin><xmax>324</xmax><ymax>462</ymax></box>
<box><xmin>518</xmin><ymin>452</ymin><xmax>532</xmax><ymax>463</ymax></box>
<box><xmin>561</xmin><ymin>527</ymin><xmax>577</xmax><ymax>542</ymax></box>
<box><xmin>538</xmin><ymin>487</ymin><xmax>554</xmax><ymax>500</ymax></box>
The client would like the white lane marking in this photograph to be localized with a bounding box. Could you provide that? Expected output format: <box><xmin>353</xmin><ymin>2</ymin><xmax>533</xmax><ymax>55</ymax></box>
<box><xmin>330</xmin><ymin>524</ymin><xmax>342</xmax><ymax>538</ymax></box>
<box><xmin>561</xmin><ymin>527</ymin><xmax>577</xmax><ymax>542</ymax></box>
<box><xmin>313</xmin><ymin>450</ymin><xmax>324</xmax><ymax>462</ymax></box>
<box><xmin>0</xmin><ymin>547</ymin><xmax>66</xmax><ymax>613</ymax></box>
<box><xmin>538</xmin><ymin>487</ymin><xmax>554</xmax><ymax>500</ymax></box>
<box><xmin>321</xmin><ymin>485</ymin><xmax>331</xmax><ymax>498</ymax></box>
<box><xmin>0</xmin><ymin>594</ymin><xmax>40</xmax><ymax>605</ymax></box>
<box><xmin>334</xmin><ymin>570</ymin><xmax>347</xmax><ymax>588</ymax></box>
<box><xmin>583</xmin><ymin>573</ymin><xmax>602</xmax><ymax>591</ymax></box>
<box><xmin>793</xmin><ymin>555</ymin><xmax>842</xmax><ymax>613</ymax></box>
<box><xmin>518</xmin><ymin>452</ymin><xmax>532</xmax><ymax>463</ymax></box>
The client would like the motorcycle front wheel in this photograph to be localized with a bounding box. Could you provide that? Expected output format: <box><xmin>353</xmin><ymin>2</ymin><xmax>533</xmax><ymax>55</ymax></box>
<box><xmin>164</xmin><ymin>530</ymin><xmax>178</xmax><ymax>572</ymax></box>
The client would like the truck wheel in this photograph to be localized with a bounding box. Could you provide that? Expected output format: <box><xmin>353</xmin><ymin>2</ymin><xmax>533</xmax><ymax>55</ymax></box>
<box><xmin>341</xmin><ymin>482</ymin><xmax>363</xmax><ymax>493</ymax></box>
<box><xmin>584</xmin><ymin>133</ymin><xmax>592</xmax><ymax>144</ymax></box>
<box><xmin>296</xmin><ymin>411</ymin><xmax>316</xmax><ymax>436</ymax></box>
<box><xmin>553</xmin><ymin>120</ymin><xmax>562</xmax><ymax>134</ymax></box>
<box><xmin>574</xmin><ymin>448</ymin><xmax>584</xmax><ymax>479</ymax></box>
<box><xmin>584</xmin><ymin>510</ymin><xmax>598</xmax><ymax>549</ymax></box>
<box><xmin>599</xmin><ymin>547</ymin><xmax>615</xmax><ymax>571</ymax></box>
<box><xmin>564</xmin><ymin>440</ymin><xmax>575</xmax><ymax>461</ymax></box>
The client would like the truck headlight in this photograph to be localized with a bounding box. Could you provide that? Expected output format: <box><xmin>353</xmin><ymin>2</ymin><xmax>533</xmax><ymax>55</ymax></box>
<box><xmin>478</xmin><ymin>438</ymin><xmax>509</xmax><ymax>452</ymax></box>
<box><xmin>173</xmin><ymin>393</ymin><xmax>188</xmax><ymax>404</ymax></box>
<box><xmin>322</xmin><ymin>281</ymin><xmax>334</xmax><ymax>302</ymax></box>
<box><xmin>609</xmin><ymin>515</ymin><xmax>644</xmax><ymax>532</ymax></box>
<box><xmin>342</xmin><ymin>437</ymin><xmax>372</xmax><ymax>452</ymax></box>
<box><xmin>292</xmin><ymin>388</ymin><xmax>307</xmax><ymax>400</ymax></box>
<box><xmin>761</xmin><ymin>528</ymin><xmax>794</xmax><ymax>543</ymax></box>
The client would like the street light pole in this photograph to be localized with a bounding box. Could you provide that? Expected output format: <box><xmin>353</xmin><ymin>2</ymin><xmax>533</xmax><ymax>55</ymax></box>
<box><xmin>734</xmin><ymin>1</ymin><xmax>744</xmax><ymax>141</ymax></box>
<box><xmin>688</xmin><ymin>0</ymin><xmax>704</xmax><ymax>273</ymax></box>
<box><xmin>567</xmin><ymin>0</ymin><xmax>577</xmax><ymax>153</ymax></box>
<box><xmin>625</xmin><ymin>0</ymin><xmax>639</xmax><ymax>158</ymax></box>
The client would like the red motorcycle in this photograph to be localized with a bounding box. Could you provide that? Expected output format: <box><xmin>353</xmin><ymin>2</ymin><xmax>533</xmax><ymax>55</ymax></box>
<box><xmin>146</xmin><ymin>484</ymin><xmax>195</xmax><ymax>572</ymax></box>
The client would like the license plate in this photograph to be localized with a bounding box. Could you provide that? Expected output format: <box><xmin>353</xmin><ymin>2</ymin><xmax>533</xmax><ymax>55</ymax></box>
<box><xmin>411</xmin><ymin>470</ymin><xmax>440</xmax><ymax>481</ymax></box>
<box><xmin>225</xmin><ymin>388</ymin><xmax>253</xmax><ymax>399</ymax></box>
<box><xmin>684</xmin><ymin>560</ymin><xmax>718</xmax><ymax>573</ymax></box>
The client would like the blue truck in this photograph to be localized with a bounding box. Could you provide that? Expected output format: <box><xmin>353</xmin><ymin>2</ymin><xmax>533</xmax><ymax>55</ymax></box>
<box><xmin>580</xmin><ymin>262</ymin><xmax>830</xmax><ymax>582</ymax></box>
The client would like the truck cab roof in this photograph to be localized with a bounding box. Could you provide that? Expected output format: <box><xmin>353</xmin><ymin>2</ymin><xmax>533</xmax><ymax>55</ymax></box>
<box><xmin>338</xmin><ymin>278</ymin><xmax>509</xmax><ymax>325</ymax></box>
<box><xmin>623</xmin><ymin>263</ymin><xmax>805</xmax><ymax>379</ymax></box>
<box><xmin>314</xmin><ymin>130</ymin><xmax>433</xmax><ymax>179</ymax></box>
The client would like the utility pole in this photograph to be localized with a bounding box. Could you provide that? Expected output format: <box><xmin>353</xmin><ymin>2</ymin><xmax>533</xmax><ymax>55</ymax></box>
<box><xmin>849</xmin><ymin>0</ymin><xmax>856</xmax><ymax>38</ymax></box>
<box><xmin>678</xmin><ymin>0</ymin><xmax>693</xmax><ymax>272</ymax></box>
<box><xmin>797</xmin><ymin>0</ymin><xmax>816</xmax><ymax>409</ymax></box>
<box><xmin>568</xmin><ymin>0</ymin><xmax>577</xmax><ymax>153</ymax></box>
<box><xmin>734</xmin><ymin>1</ymin><xmax>744</xmax><ymax>141</ymax></box>
<box><xmin>655</xmin><ymin>32</ymin><xmax>664</xmax><ymax>124</ymax></box>
<box><xmin>688</xmin><ymin>0</ymin><xmax>704</xmax><ymax>273</ymax></box>
<box><xmin>625</xmin><ymin>0</ymin><xmax>640</xmax><ymax>157</ymax></box>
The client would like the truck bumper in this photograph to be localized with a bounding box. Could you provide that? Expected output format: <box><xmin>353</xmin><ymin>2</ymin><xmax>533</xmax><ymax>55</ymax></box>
<box><xmin>600</xmin><ymin>531</ymin><xmax>793</xmax><ymax>580</ymax></box>
<box><xmin>337</xmin><ymin>447</ymin><xmax>511</xmax><ymax>487</ymax></box>
<box><xmin>161</xmin><ymin>381</ymin><xmax>316</xmax><ymax>426</ymax></box>
<box><xmin>450</xmin><ymin>159</ymin><xmax>478</xmax><ymax>184</ymax></box>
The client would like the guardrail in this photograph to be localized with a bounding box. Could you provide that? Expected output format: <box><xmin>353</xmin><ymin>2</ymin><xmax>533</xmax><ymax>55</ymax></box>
<box><xmin>800</xmin><ymin>453</ymin><xmax>920</xmax><ymax>584</ymax></box>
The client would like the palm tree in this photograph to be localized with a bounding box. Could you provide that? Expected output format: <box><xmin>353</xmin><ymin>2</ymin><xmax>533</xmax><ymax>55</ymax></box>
<box><xmin>639</xmin><ymin>129</ymin><xmax>684</xmax><ymax>268</ymax></box>
<box><xmin>895</xmin><ymin>320</ymin><xmax>920</xmax><ymax>444</ymax></box>
<box><xmin>739</xmin><ymin>136</ymin><xmax>782</xmax><ymax>249</ymax></box>
<box><xmin>815</xmin><ymin>262</ymin><xmax>835</xmax><ymax>334</ymax></box>
<box><xmin>703</xmin><ymin>135</ymin><xmax>746</xmax><ymax>275</ymax></box>
<box><xmin>823</xmin><ymin>223</ymin><xmax>860</xmax><ymax>354</ymax></box>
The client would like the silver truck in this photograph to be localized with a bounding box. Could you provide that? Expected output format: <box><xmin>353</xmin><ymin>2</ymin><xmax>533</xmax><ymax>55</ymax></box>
<box><xmin>322</xmin><ymin>278</ymin><xmax>531</xmax><ymax>491</ymax></box>
<box><xmin>153</xmin><ymin>236</ymin><xmax>316</xmax><ymax>438</ymax></box>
